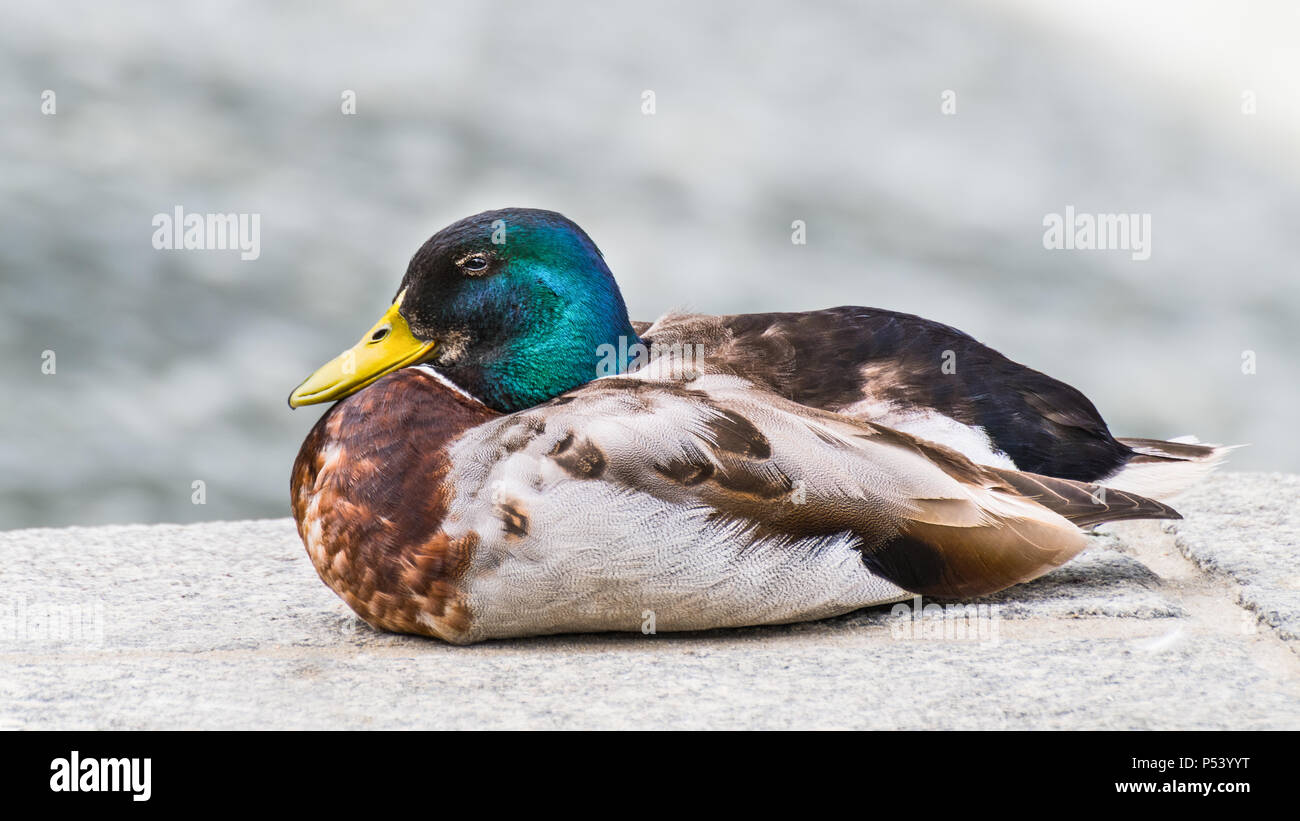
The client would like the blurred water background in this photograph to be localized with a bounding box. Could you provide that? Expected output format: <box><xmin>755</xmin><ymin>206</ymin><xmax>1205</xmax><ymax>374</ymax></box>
<box><xmin>2</xmin><ymin>0</ymin><xmax>1297</xmax><ymax>528</ymax></box>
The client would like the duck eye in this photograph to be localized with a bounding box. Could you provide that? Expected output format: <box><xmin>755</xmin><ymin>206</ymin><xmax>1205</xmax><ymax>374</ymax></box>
<box><xmin>461</xmin><ymin>255</ymin><xmax>489</xmax><ymax>272</ymax></box>
<box><xmin>370</xmin><ymin>327</ymin><xmax>390</xmax><ymax>343</ymax></box>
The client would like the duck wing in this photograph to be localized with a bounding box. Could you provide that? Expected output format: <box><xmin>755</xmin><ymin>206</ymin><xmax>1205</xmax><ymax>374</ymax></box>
<box><xmin>448</xmin><ymin>372</ymin><xmax>1178</xmax><ymax>601</ymax></box>
<box><xmin>638</xmin><ymin>307</ymin><xmax>1133</xmax><ymax>482</ymax></box>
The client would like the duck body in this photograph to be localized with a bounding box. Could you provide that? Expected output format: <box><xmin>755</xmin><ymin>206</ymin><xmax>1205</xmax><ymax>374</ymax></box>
<box><xmin>292</xmin><ymin>365</ymin><xmax>1178</xmax><ymax>644</ymax></box>
<box><xmin>287</xmin><ymin>207</ymin><xmax>1223</xmax><ymax>642</ymax></box>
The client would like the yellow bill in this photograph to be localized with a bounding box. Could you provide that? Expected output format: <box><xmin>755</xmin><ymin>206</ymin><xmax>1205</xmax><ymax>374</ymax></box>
<box><xmin>288</xmin><ymin>289</ymin><xmax>437</xmax><ymax>408</ymax></box>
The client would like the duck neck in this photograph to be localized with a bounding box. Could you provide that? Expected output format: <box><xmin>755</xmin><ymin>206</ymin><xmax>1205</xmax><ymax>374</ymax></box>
<box><xmin>459</xmin><ymin>322</ymin><xmax>642</xmax><ymax>412</ymax></box>
<box><xmin>447</xmin><ymin>287</ymin><xmax>641</xmax><ymax>413</ymax></box>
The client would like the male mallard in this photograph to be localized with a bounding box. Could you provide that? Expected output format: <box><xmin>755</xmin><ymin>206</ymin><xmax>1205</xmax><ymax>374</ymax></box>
<box><xmin>287</xmin><ymin>208</ymin><xmax>1209</xmax><ymax>643</ymax></box>
<box><xmin>290</xmin><ymin>208</ymin><xmax>1226</xmax><ymax>496</ymax></box>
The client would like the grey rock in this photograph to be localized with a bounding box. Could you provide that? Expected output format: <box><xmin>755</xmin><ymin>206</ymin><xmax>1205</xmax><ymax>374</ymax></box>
<box><xmin>1171</xmin><ymin>472</ymin><xmax>1300</xmax><ymax>641</ymax></box>
<box><xmin>1</xmin><ymin>473</ymin><xmax>1296</xmax><ymax>729</ymax></box>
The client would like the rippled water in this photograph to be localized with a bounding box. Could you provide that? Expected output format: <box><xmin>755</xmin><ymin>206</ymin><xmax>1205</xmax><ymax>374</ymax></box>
<box><xmin>2</xmin><ymin>1</ymin><xmax>1297</xmax><ymax>528</ymax></box>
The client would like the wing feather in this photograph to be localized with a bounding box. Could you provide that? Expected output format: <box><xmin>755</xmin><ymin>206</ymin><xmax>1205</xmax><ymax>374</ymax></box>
<box><xmin>450</xmin><ymin>372</ymin><xmax>1179</xmax><ymax>600</ymax></box>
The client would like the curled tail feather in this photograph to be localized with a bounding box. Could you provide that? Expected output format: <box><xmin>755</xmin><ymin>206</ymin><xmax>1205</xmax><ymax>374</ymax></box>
<box><xmin>1101</xmin><ymin>437</ymin><xmax>1237</xmax><ymax>501</ymax></box>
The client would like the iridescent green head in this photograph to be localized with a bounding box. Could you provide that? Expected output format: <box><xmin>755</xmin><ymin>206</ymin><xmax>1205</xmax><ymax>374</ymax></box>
<box><xmin>289</xmin><ymin>208</ymin><xmax>641</xmax><ymax>412</ymax></box>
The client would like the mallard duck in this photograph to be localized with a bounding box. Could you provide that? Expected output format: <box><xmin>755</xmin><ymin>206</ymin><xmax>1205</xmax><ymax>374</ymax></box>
<box><xmin>286</xmin><ymin>208</ymin><xmax>1210</xmax><ymax>643</ymax></box>
<box><xmin>290</xmin><ymin>208</ymin><xmax>1226</xmax><ymax>497</ymax></box>
<box><xmin>291</xmin><ymin>363</ymin><xmax>1179</xmax><ymax>643</ymax></box>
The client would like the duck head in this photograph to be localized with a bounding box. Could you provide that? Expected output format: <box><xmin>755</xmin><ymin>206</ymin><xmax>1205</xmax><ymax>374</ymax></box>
<box><xmin>289</xmin><ymin>208</ymin><xmax>640</xmax><ymax>411</ymax></box>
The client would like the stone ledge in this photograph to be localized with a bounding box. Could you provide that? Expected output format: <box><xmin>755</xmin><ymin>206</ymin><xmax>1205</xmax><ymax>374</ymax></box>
<box><xmin>1</xmin><ymin>473</ymin><xmax>1296</xmax><ymax>729</ymax></box>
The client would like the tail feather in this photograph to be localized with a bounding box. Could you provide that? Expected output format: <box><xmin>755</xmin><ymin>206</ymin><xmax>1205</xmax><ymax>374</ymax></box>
<box><xmin>1104</xmin><ymin>437</ymin><xmax>1237</xmax><ymax>501</ymax></box>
